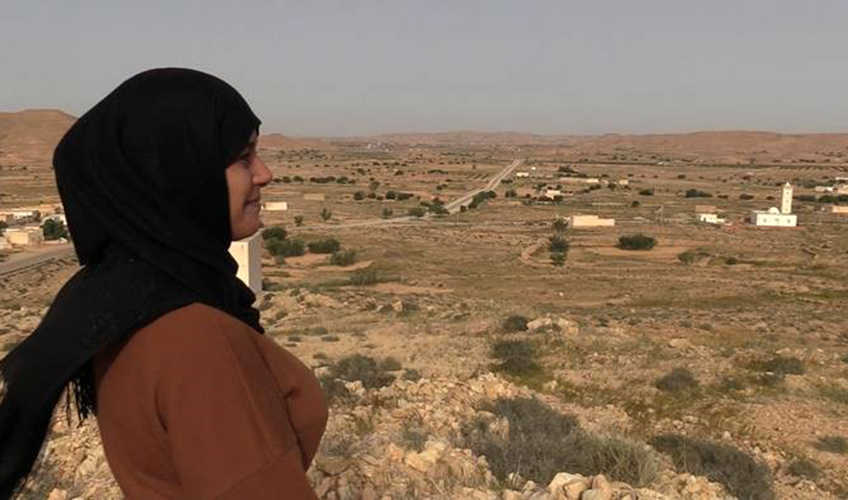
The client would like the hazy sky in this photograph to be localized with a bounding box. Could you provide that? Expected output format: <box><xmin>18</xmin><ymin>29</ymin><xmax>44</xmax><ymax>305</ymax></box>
<box><xmin>2</xmin><ymin>0</ymin><xmax>847</xmax><ymax>136</ymax></box>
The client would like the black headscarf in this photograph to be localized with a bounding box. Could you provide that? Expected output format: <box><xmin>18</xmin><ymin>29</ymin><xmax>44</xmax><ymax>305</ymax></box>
<box><xmin>0</xmin><ymin>68</ymin><xmax>265</xmax><ymax>498</ymax></box>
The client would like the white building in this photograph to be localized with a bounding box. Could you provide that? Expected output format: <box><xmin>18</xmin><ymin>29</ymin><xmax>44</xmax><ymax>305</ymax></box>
<box><xmin>697</xmin><ymin>213</ymin><xmax>726</xmax><ymax>225</ymax></box>
<box><xmin>544</xmin><ymin>189</ymin><xmax>562</xmax><ymax>199</ymax></box>
<box><xmin>262</xmin><ymin>201</ymin><xmax>288</xmax><ymax>211</ymax></box>
<box><xmin>0</xmin><ymin>236</ymin><xmax>10</xmax><ymax>250</ymax></box>
<box><xmin>5</xmin><ymin>227</ymin><xmax>44</xmax><ymax>246</ymax></box>
<box><xmin>832</xmin><ymin>205</ymin><xmax>848</xmax><ymax>214</ymax></box>
<box><xmin>43</xmin><ymin>213</ymin><xmax>67</xmax><ymax>225</ymax></box>
<box><xmin>570</xmin><ymin>214</ymin><xmax>615</xmax><ymax>228</ymax></box>
<box><xmin>837</xmin><ymin>185</ymin><xmax>848</xmax><ymax>195</ymax></box>
<box><xmin>750</xmin><ymin>183</ymin><xmax>797</xmax><ymax>227</ymax></box>
<box><xmin>815</xmin><ymin>186</ymin><xmax>835</xmax><ymax>193</ymax></box>
<box><xmin>515</xmin><ymin>172</ymin><xmax>530</xmax><ymax>178</ymax></box>
<box><xmin>228</xmin><ymin>232</ymin><xmax>263</xmax><ymax>294</ymax></box>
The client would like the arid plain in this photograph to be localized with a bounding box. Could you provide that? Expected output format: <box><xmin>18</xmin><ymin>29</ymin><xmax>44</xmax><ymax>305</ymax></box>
<box><xmin>1</xmin><ymin>110</ymin><xmax>848</xmax><ymax>499</ymax></box>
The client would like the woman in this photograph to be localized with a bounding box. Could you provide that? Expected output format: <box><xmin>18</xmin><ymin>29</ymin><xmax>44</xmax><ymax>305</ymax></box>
<box><xmin>0</xmin><ymin>68</ymin><xmax>328</xmax><ymax>498</ymax></box>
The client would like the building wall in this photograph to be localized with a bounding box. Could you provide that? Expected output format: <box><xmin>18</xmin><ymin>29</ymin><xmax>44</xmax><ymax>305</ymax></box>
<box><xmin>832</xmin><ymin>205</ymin><xmax>848</xmax><ymax>214</ymax></box>
<box><xmin>5</xmin><ymin>228</ymin><xmax>44</xmax><ymax>246</ymax></box>
<box><xmin>571</xmin><ymin>215</ymin><xmax>615</xmax><ymax>227</ymax></box>
<box><xmin>263</xmin><ymin>201</ymin><xmax>288</xmax><ymax>211</ymax></box>
<box><xmin>752</xmin><ymin>212</ymin><xmax>797</xmax><ymax>227</ymax></box>
<box><xmin>303</xmin><ymin>194</ymin><xmax>325</xmax><ymax>201</ymax></box>
<box><xmin>228</xmin><ymin>232</ymin><xmax>263</xmax><ymax>294</ymax></box>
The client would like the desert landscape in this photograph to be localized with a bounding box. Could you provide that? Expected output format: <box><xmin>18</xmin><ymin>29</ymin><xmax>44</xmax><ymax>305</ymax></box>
<box><xmin>2</xmin><ymin>109</ymin><xmax>848</xmax><ymax>499</ymax></box>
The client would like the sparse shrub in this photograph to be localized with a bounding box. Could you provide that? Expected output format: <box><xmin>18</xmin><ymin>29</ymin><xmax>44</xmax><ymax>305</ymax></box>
<box><xmin>685</xmin><ymin>189</ymin><xmax>712</xmax><ymax>198</ymax></box>
<box><xmin>403</xmin><ymin>369</ymin><xmax>422</xmax><ymax>381</ymax></box>
<box><xmin>814</xmin><ymin>435</ymin><xmax>848</xmax><ymax>454</ymax></box>
<box><xmin>550</xmin><ymin>252</ymin><xmax>566</xmax><ymax>267</ymax></box>
<box><xmin>308</xmin><ymin>238</ymin><xmax>341</xmax><ymax>254</ymax></box>
<box><xmin>349</xmin><ymin>268</ymin><xmax>379</xmax><ymax>286</ymax></box>
<box><xmin>787</xmin><ymin>458</ymin><xmax>820</xmax><ymax>479</ymax></box>
<box><xmin>268</xmin><ymin>238</ymin><xmax>304</xmax><ymax>258</ymax></box>
<box><xmin>320</xmin><ymin>207</ymin><xmax>332</xmax><ymax>221</ymax></box>
<box><xmin>462</xmin><ymin>397</ymin><xmax>658</xmax><ymax>487</ymax></box>
<box><xmin>400</xmin><ymin>427</ymin><xmax>428</xmax><ymax>452</ymax></box>
<box><xmin>724</xmin><ymin>256</ymin><xmax>738</xmax><ymax>265</ymax></box>
<box><xmin>638</xmin><ymin>189</ymin><xmax>654</xmax><ymax>196</ymax></box>
<box><xmin>321</xmin><ymin>335</ymin><xmax>340</xmax><ymax>342</ymax></box>
<box><xmin>746</xmin><ymin>355</ymin><xmax>805</xmax><ymax>376</ymax></box>
<box><xmin>655</xmin><ymin>368</ymin><xmax>699</xmax><ymax>393</ymax></box>
<box><xmin>631</xmin><ymin>200</ymin><xmax>640</xmax><ymax>208</ymax></box>
<box><xmin>817</xmin><ymin>383</ymin><xmax>848</xmax><ymax>404</ymax></box>
<box><xmin>407</xmin><ymin>206</ymin><xmax>427</xmax><ymax>218</ymax></box>
<box><xmin>318</xmin><ymin>376</ymin><xmax>351</xmax><ymax>405</ymax></box>
<box><xmin>261</xmin><ymin>226</ymin><xmax>287</xmax><ymax>241</ymax></box>
<box><xmin>491</xmin><ymin>340</ymin><xmax>542</xmax><ymax>377</ymax></box>
<box><xmin>739</xmin><ymin>193</ymin><xmax>755</xmax><ymax>200</ymax></box>
<box><xmin>677</xmin><ymin>249</ymin><xmax>710</xmax><ymax>265</ymax></box>
<box><xmin>551</xmin><ymin>218</ymin><xmax>567</xmax><ymax>233</ymax></box>
<box><xmin>353</xmin><ymin>191</ymin><xmax>366</xmax><ymax>200</ymax></box>
<box><xmin>618</xmin><ymin>234</ymin><xmax>657</xmax><ymax>251</ymax></box>
<box><xmin>548</xmin><ymin>235</ymin><xmax>569</xmax><ymax>253</ymax></box>
<box><xmin>650</xmin><ymin>434</ymin><xmax>775</xmax><ymax>500</ymax></box>
<box><xmin>329</xmin><ymin>249</ymin><xmax>356</xmax><ymax>266</ymax></box>
<box><xmin>294</xmin><ymin>215</ymin><xmax>304</xmax><ymax>226</ymax></box>
<box><xmin>381</xmin><ymin>207</ymin><xmax>393</xmax><ymax>219</ymax></box>
<box><xmin>329</xmin><ymin>354</ymin><xmax>396</xmax><ymax>389</ymax></box>
<box><xmin>379</xmin><ymin>357</ymin><xmax>403</xmax><ymax>371</ymax></box>
<box><xmin>502</xmin><ymin>315</ymin><xmax>529</xmax><ymax>332</ymax></box>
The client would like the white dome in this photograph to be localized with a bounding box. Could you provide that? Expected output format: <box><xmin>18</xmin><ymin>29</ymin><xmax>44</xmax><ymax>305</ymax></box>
<box><xmin>767</xmin><ymin>207</ymin><xmax>780</xmax><ymax>214</ymax></box>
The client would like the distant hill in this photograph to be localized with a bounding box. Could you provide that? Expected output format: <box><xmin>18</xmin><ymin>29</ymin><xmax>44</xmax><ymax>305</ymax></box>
<box><xmin>2</xmin><ymin>108</ymin><xmax>847</xmax><ymax>167</ymax></box>
<box><xmin>258</xmin><ymin>133</ymin><xmax>329</xmax><ymax>150</ymax></box>
<box><xmin>0</xmin><ymin>109</ymin><xmax>76</xmax><ymax>168</ymax></box>
<box><xmin>330</xmin><ymin>130</ymin><xmax>848</xmax><ymax>164</ymax></box>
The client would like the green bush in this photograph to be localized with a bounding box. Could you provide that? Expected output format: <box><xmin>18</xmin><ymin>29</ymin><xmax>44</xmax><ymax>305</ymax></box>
<box><xmin>550</xmin><ymin>252</ymin><xmax>566</xmax><ymax>267</ymax></box>
<box><xmin>320</xmin><ymin>208</ymin><xmax>332</xmax><ymax>221</ymax></box>
<box><xmin>787</xmin><ymin>458</ymin><xmax>820</xmax><ymax>479</ymax></box>
<box><xmin>502</xmin><ymin>315</ymin><xmax>529</xmax><ymax>332</ymax></box>
<box><xmin>685</xmin><ymin>189</ymin><xmax>713</xmax><ymax>198</ymax></box>
<box><xmin>638</xmin><ymin>189</ymin><xmax>654</xmax><ymax>196</ymax></box>
<box><xmin>462</xmin><ymin>397</ymin><xmax>658</xmax><ymax>487</ymax></box>
<box><xmin>329</xmin><ymin>249</ymin><xmax>357</xmax><ymax>266</ymax></box>
<box><xmin>41</xmin><ymin>219</ymin><xmax>68</xmax><ymax>240</ymax></box>
<box><xmin>407</xmin><ymin>206</ymin><xmax>427</xmax><ymax>218</ymax></box>
<box><xmin>548</xmin><ymin>235</ymin><xmax>569</xmax><ymax>253</ymax></box>
<box><xmin>746</xmin><ymin>356</ymin><xmax>805</xmax><ymax>376</ymax></box>
<box><xmin>381</xmin><ymin>208</ymin><xmax>393</xmax><ymax>219</ymax></box>
<box><xmin>274</xmin><ymin>238</ymin><xmax>306</xmax><ymax>257</ymax></box>
<box><xmin>261</xmin><ymin>226</ymin><xmax>287</xmax><ymax>241</ymax></box>
<box><xmin>677</xmin><ymin>249</ymin><xmax>710</xmax><ymax>265</ymax></box>
<box><xmin>814</xmin><ymin>435</ymin><xmax>848</xmax><ymax>454</ymax></box>
<box><xmin>329</xmin><ymin>354</ymin><xmax>396</xmax><ymax>389</ymax></box>
<box><xmin>308</xmin><ymin>238</ymin><xmax>341</xmax><ymax>254</ymax></box>
<box><xmin>294</xmin><ymin>215</ymin><xmax>304</xmax><ymax>226</ymax></box>
<box><xmin>618</xmin><ymin>234</ymin><xmax>657</xmax><ymax>251</ymax></box>
<box><xmin>353</xmin><ymin>191</ymin><xmax>366</xmax><ymax>200</ymax></box>
<box><xmin>650</xmin><ymin>434</ymin><xmax>774</xmax><ymax>500</ymax></box>
<box><xmin>655</xmin><ymin>368</ymin><xmax>699</xmax><ymax>393</ymax></box>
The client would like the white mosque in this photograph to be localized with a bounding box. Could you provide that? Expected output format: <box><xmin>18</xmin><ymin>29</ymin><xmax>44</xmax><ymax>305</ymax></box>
<box><xmin>750</xmin><ymin>183</ymin><xmax>797</xmax><ymax>227</ymax></box>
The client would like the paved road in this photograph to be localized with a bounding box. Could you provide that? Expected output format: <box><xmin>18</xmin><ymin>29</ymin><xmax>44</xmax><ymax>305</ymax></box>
<box><xmin>303</xmin><ymin>158</ymin><xmax>524</xmax><ymax>230</ymax></box>
<box><xmin>0</xmin><ymin>244</ymin><xmax>76</xmax><ymax>279</ymax></box>
<box><xmin>444</xmin><ymin>159</ymin><xmax>523</xmax><ymax>214</ymax></box>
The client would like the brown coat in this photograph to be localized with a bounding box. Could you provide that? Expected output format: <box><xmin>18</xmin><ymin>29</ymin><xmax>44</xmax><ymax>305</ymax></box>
<box><xmin>93</xmin><ymin>303</ymin><xmax>328</xmax><ymax>499</ymax></box>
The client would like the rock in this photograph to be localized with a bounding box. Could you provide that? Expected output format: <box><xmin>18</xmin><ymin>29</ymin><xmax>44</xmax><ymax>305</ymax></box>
<box><xmin>47</xmin><ymin>489</ymin><xmax>68</xmax><ymax>500</ymax></box>
<box><xmin>548</xmin><ymin>472</ymin><xmax>586</xmax><ymax>492</ymax></box>
<box><xmin>555</xmin><ymin>318</ymin><xmax>579</xmax><ymax>335</ymax></box>
<box><xmin>528</xmin><ymin>317</ymin><xmax>553</xmax><ymax>331</ymax></box>
<box><xmin>503</xmin><ymin>490</ymin><xmax>523</xmax><ymax>500</ymax></box>
<box><xmin>580</xmin><ymin>489</ymin><xmax>611</xmax><ymax>500</ymax></box>
<box><xmin>591</xmin><ymin>475</ymin><xmax>611</xmax><ymax>492</ymax></box>
<box><xmin>318</xmin><ymin>457</ymin><xmax>352</xmax><ymax>476</ymax></box>
<box><xmin>668</xmin><ymin>338</ymin><xmax>693</xmax><ymax>350</ymax></box>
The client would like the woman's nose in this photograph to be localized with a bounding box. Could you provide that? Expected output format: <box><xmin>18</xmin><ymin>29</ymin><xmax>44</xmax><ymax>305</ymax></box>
<box><xmin>253</xmin><ymin>157</ymin><xmax>272</xmax><ymax>186</ymax></box>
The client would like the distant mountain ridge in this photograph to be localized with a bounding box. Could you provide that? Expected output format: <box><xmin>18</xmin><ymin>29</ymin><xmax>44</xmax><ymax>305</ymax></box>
<box><xmin>2</xmin><ymin>109</ymin><xmax>848</xmax><ymax>166</ymax></box>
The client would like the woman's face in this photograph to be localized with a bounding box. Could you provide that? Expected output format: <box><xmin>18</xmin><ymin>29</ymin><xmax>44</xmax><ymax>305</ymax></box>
<box><xmin>225</xmin><ymin>131</ymin><xmax>272</xmax><ymax>240</ymax></box>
